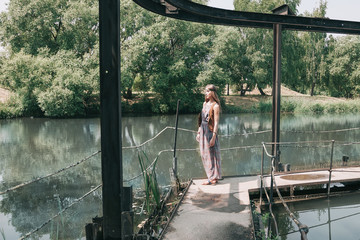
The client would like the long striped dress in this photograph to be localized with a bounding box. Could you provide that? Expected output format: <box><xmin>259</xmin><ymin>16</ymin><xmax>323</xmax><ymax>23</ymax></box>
<box><xmin>199</xmin><ymin>103</ymin><xmax>222</xmax><ymax>181</ymax></box>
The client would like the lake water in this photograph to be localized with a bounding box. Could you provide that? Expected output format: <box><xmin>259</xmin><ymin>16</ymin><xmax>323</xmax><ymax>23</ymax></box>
<box><xmin>1</xmin><ymin>113</ymin><xmax>360</xmax><ymax>239</ymax></box>
<box><xmin>273</xmin><ymin>192</ymin><xmax>360</xmax><ymax>240</ymax></box>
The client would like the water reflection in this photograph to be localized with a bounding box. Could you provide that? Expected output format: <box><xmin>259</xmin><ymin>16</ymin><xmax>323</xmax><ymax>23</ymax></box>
<box><xmin>273</xmin><ymin>192</ymin><xmax>360</xmax><ymax>240</ymax></box>
<box><xmin>1</xmin><ymin>113</ymin><xmax>360</xmax><ymax>239</ymax></box>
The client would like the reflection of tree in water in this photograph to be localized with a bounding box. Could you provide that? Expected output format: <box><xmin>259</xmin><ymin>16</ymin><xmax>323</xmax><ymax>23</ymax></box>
<box><xmin>271</xmin><ymin>204</ymin><xmax>298</xmax><ymax>240</ymax></box>
<box><xmin>0</xmin><ymin>118</ymin><xmax>101</xmax><ymax>185</ymax></box>
<box><xmin>0</xmin><ymin>173</ymin><xmax>102</xmax><ymax>239</ymax></box>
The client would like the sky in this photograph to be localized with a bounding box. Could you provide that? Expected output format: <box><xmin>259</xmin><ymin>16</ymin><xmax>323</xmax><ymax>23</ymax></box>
<box><xmin>0</xmin><ymin>0</ymin><xmax>359</xmax><ymax>21</ymax></box>
<box><xmin>208</xmin><ymin>0</ymin><xmax>360</xmax><ymax>22</ymax></box>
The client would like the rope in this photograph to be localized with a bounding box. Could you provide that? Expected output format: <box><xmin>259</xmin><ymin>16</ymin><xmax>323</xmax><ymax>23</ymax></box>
<box><xmin>282</xmin><ymin>127</ymin><xmax>360</xmax><ymax>134</ymax></box>
<box><xmin>120</xmin><ymin>125</ymin><xmax>360</xmax><ymax>150</ymax></box>
<box><xmin>271</xmin><ymin>160</ymin><xmax>309</xmax><ymax>239</ymax></box>
<box><xmin>260</xmin><ymin>177</ymin><xmax>279</xmax><ymax>237</ymax></box>
<box><xmin>124</xmin><ymin>149</ymin><xmax>173</xmax><ymax>183</ymax></box>
<box><xmin>0</xmin><ymin>151</ymin><xmax>101</xmax><ymax>195</ymax></box>
<box><xmin>122</xmin><ymin>127</ymin><xmax>171</xmax><ymax>149</ymax></box>
<box><xmin>220</xmin><ymin>129</ymin><xmax>272</xmax><ymax>137</ymax></box>
<box><xmin>283</xmin><ymin>210</ymin><xmax>360</xmax><ymax>236</ymax></box>
<box><xmin>335</xmin><ymin>141</ymin><xmax>360</xmax><ymax>146</ymax></box>
<box><xmin>123</xmin><ymin>145</ymin><xmax>264</xmax><ymax>182</ymax></box>
<box><xmin>18</xmin><ymin>184</ymin><xmax>102</xmax><ymax>240</ymax></box>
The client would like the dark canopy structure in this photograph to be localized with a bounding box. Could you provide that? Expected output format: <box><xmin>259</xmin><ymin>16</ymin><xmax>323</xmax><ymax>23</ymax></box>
<box><xmin>134</xmin><ymin>0</ymin><xmax>360</xmax><ymax>35</ymax></box>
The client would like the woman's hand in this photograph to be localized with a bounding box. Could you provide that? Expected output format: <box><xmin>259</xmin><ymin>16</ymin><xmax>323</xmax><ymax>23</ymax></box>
<box><xmin>209</xmin><ymin>133</ymin><xmax>216</xmax><ymax>147</ymax></box>
<box><xmin>196</xmin><ymin>133</ymin><xmax>200</xmax><ymax>142</ymax></box>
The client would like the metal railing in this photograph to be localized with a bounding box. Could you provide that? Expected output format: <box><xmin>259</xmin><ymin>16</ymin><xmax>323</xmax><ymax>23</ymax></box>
<box><xmin>261</xmin><ymin>141</ymin><xmax>310</xmax><ymax>240</ymax></box>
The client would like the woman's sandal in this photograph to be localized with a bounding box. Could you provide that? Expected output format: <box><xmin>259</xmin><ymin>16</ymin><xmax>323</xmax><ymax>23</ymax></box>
<box><xmin>202</xmin><ymin>179</ymin><xmax>217</xmax><ymax>185</ymax></box>
<box><xmin>202</xmin><ymin>180</ymin><xmax>212</xmax><ymax>185</ymax></box>
<box><xmin>210</xmin><ymin>179</ymin><xmax>218</xmax><ymax>184</ymax></box>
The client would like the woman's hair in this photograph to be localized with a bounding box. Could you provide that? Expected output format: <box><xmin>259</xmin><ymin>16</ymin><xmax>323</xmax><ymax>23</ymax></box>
<box><xmin>205</xmin><ymin>84</ymin><xmax>221</xmax><ymax>111</ymax></box>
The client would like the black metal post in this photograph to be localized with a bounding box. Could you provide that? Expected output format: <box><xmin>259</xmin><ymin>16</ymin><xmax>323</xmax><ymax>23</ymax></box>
<box><xmin>259</xmin><ymin>142</ymin><xmax>264</xmax><ymax>206</ymax></box>
<box><xmin>327</xmin><ymin>140</ymin><xmax>335</xmax><ymax>197</ymax></box>
<box><xmin>173</xmin><ymin>99</ymin><xmax>180</xmax><ymax>176</ymax></box>
<box><xmin>272</xmin><ymin>23</ymin><xmax>282</xmax><ymax>172</ymax></box>
<box><xmin>99</xmin><ymin>0</ymin><xmax>122</xmax><ymax>239</ymax></box>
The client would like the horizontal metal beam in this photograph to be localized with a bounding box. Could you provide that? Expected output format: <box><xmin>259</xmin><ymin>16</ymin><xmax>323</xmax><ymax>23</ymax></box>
<box><xmin>133</xmin><ymin>0</ymin><xmax>360</xmax><ymax>35</ymax></box>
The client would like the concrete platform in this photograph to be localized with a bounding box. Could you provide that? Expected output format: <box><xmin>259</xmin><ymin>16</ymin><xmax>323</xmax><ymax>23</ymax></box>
<box><xmin>161</xmin><ymin>167</ymin><xmax>360</xmax><ymax>240</ymax></box>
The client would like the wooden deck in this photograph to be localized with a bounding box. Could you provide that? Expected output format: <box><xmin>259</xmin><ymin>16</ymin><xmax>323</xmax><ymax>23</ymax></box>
<box><xmin>161</xmin><ymin>167</ymin><xmax>360</xmax><ymax>240</ymax></box>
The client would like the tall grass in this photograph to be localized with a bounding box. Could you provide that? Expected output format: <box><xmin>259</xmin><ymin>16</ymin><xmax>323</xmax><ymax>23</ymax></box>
<box><xmin>138</xmin><ymin>151</ymin><xmax>161</xmax><ymax>214</ymax></box>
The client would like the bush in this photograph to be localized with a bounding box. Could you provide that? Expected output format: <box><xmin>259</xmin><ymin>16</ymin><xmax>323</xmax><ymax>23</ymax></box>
<box><xmin>37</xmin><ymin>86</ymin><xmax>85</xmax><ymax>117</ymax></box>
<box><xmin>258</xmin><ymin>101</ymin><xmax>272</xmax><ymax>113</ymax></box>
<box><xmin>309</xmin><ymin>103</ymin><xmax>325</xmax><ymax>114</ymax></box>
<box><xmin>0</xmin><ymin>95</ymin><xmax>24</xmax><ymax>118</ymax></box>
<box><xmin>281</xmin><ymin>100</ymin><xmax>297</xmax><ymax>113</ymax></box>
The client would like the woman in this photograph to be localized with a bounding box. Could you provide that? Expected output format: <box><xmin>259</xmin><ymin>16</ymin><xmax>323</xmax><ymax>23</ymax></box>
<box><xmin>196</xmin><ymin>84</ymin><xmax>222</xmax><ymax>185</ymax></box>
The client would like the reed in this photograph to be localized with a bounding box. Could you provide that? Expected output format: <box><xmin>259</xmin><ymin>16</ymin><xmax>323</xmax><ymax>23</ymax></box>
<box><xmin>138</xmin><ymin>151</ymin><xmax>161</xmax><ymax>214</ymax></box>
<box><xmin>0</xmin><ymin>228</ymin><xmax>5</xmax><ymax>240</ymax></box>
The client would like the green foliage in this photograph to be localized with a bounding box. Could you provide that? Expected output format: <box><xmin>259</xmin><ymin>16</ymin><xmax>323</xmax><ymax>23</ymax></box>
<box><xmin>0</xmin><ymin>49</ymin><xmax>99</xmax><ymax>117</ymax></box>
<box><xmin>0</xmin><ymin>95</ymin><xmax>23</xmax><ymax>118</ymax></box>
<box><xmin>258</xmin><ymin>101</ymin><xmax>272</xmax><ymax>113</ymax></box>
<box><xmin>0</xmin><ymin>50</ymin><xmax>51</xmax><ymax>116</ymax></box>
<box><xmin>327</xmin><ymin>36</ymin><xmax>360</xmax><ymax>98</ymax></box>
<box><xmin>138</xmin><ymin>151</ymin><xmax>161</xmax><ymax>214</ymax></box>
<box><xmin>1</xmin><ymin>0</ymin><xmax>360</xmax><ymax>118</ymax></box>
<box><xmin>309</xmin><ymin>103</ymin><xmax>325</xmax><ymax>114</ymax></box>
<box><xmin>0</xmin><ymin>0</ymin><xmax>98</xmax><ymax>56</ymax></box>
<box><xmin>281</xmin><ymin>100</ymin><xmax>297</xmax><ymax>113</ymax></box>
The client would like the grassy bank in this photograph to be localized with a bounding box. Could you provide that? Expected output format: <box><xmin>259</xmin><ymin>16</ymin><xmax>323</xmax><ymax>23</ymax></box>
<box><xmin>223</xmin><ymin>95</ymin><xmax>360</xmax><ymax>115</ymax></box>
<box><xmin>2</xmin><ymin>85</ymin><xmax>360</xmax><ymax>118</ymax></box>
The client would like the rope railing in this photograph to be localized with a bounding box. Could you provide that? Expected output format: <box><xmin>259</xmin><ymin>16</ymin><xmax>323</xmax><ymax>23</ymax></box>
<box><xmin>124</xmin><ymin>144</ymin><xmax>266</xmax><ymax>183</ymax></box>
<box><xmin>260</xmin><ymin>174</ymin><xmax>279</xmax><ymax>237</ymax></box>
<box><xmin>123</xmin><ymin>138</ymin><xmax>360</xmax><ymax>183</ymax></box>
<box><xmin>18</xmin><ymin>184</ymin><xmax>102</xmax><ymax>240</ymax></box>
<box><xmin>120</xmin><ymin>125</ymin><xmax>360</xmax><ymax>150</ymax></box>
<box><xmin>0</xmin><ymin>151</ymin><xmax>101</xmax><ymax>195</ymax></box>
<box><xmin>282</xmin><ymin>126</ymin><xmax>360</xmax><ymax>134</ymax></box>
<box><xmin>261</xmin><ymin>142</ymin><xmax>309</xmax><ymax>240</ymax></box>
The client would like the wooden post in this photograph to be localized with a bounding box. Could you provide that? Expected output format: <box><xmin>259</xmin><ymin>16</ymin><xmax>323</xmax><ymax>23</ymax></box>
<box><xmin>99</xmin><ymin>0</ymin><xmax>123</xmax><ymax>239</ymax></box>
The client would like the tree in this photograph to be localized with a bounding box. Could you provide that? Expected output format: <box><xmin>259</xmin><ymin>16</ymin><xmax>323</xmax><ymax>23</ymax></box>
<box><xmin>0</xmin><ymin>0</ymin><xmax>98</xmax><ymax>57</ymax></box>
<box><xmin>122</xmin><ymin>15</ymin><xmax>215</xmax><ymax>113</ymax></box>
<box><xmin>232</xmin><ymin>0</ymin><xmax>301</xmax><ymax>95</ymax></box>
<box><xmin>327</xmin><ymin>36</ymin><xmax>360</xmax><ymax>98</ymax></box>
<box><xmin>0</xmin><ymin>48</ymin><xmax>99</xmax><ymax>117</ymax></box>
<box><xmin>298</xmin><ymin>0</ymin><xmax>328</xmax><ymax>96</ymax></box>
<box><xmin>202</xmin><ymin>26</ymin><xmax>252</xmax><ymax>96</ymax></box>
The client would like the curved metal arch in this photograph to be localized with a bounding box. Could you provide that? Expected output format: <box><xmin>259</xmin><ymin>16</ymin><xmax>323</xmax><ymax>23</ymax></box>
<box><xmin>133</xmin><ymin>0</ymin><xmax>360</xmax><ymax>35</ymax></box>
<box><xmin>132</xmin><ymin>0</ymin><xmax>273</xmax><ymax>29</ymax></box>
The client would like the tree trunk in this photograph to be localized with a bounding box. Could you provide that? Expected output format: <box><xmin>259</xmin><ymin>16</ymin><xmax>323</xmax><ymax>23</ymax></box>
<box><xmin>124</xmin><ymin>88</ymin><xmax>133</xmax><ymax>99</ymax></box>
<box><xmin>258</xmin><ymin>87</ymin><xmax>266</xmax><ymax>96</ymax></box>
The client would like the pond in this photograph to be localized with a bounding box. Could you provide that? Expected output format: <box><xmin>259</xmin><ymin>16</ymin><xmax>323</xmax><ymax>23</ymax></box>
<box><xmin>1</xmin><ymin>113</ymin><xmax>360</xmax><ymax>239</ymax></box>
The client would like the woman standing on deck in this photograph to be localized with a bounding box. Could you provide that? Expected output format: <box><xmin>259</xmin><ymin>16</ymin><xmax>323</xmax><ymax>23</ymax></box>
<box><xmin>196</xmin><ymin>84</ymin><xmax>222</xmax><ymax>185</ymax></box>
